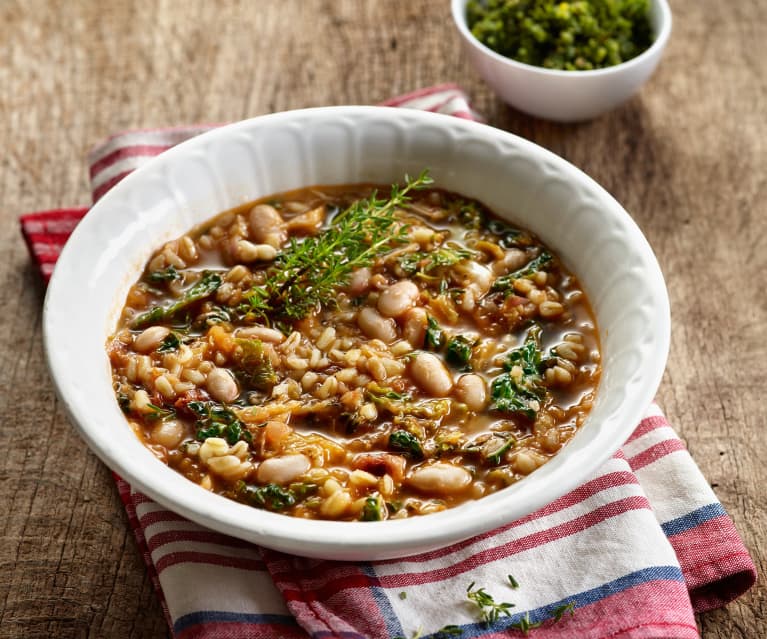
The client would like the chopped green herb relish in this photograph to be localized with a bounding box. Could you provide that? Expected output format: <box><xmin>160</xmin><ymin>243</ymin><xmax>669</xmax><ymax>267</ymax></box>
<box><xmin>467</xmin><ymin>0</ymin><xmax>653</xmax><ymax>71</ymax></box>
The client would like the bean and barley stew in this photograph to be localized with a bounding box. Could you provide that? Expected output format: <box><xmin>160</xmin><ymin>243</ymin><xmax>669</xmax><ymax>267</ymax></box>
<box><xmin>108</xmin><ymin>172</ymin><xmax>600</xmax><ymax>521</ymax></box>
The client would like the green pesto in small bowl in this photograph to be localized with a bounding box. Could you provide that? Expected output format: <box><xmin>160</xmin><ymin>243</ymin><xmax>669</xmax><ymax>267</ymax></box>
<box><xmin>467</xmin><ymin>0</ymin><xmax>653</xmax><ymax>71</ymax></box>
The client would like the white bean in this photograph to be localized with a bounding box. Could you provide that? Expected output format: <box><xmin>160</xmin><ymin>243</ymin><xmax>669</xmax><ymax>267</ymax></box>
<box><xmin>408</xmin><ymin>225</ymin><xmax>436</xmax><ymax>245</ymax></box>
<box><xmin>248</xmin><ymin>203</ymin><xmax>286</xmax><ymax>248</ymax></box>
<box><xmin>357</xmin><ymin>306</ymin><xmax>398</xmax><ymax>343</ymax></box>
<box><xmin>348</xmin><ymin>267</ymin><xmax>372</xmax><ymax>295</ymax></box>
<box><xmin>134</xmin><ymin>326</ymin><xmax>170</xmax><ymax>353</ymax></box>
<box><xmin>460</xmin><ymin>261</ymin><xmax>493</xmax><ymax>294</ymax></box>
<box><xmin>256</xmin><ymin>454</ymin><xmax>311</xmax><ymax>485</ymax></box>
<box><xmin>377</xmin><ymin>280</ymin><xmax>419</xmax><ymax>318</ymax></box>
<box><xmin>402</xmin><ymin>307</ymin><xmax>428</xmax><ymax>348</ymax></box>
<box><xmin>410</xmin><ymin>352</ymin><xmax>453</xmax><ymax>396</ymax></box>
<box><xmin>408</xmin><ymin>463</ymin><xmax>472</xmax><ymax>495</ymax></box>
<box><xmin>236</xmin><ymin>325</ymin><xmax>285</xmax><ymax>343</ymax></box>
<box><xmin>493</xmin><ymin>248</ymin><xmax>529</xmax><ymax>275</ymax></box>
<box><xmin>453</xmin><ymin>374</ymin><xmax>487</xmax><ymax>411</ymax></box>
<box><xmin>206</xmin><ymin>367</ymin><xmax>240</xmax><ymax>403</ymax></box>
<box><xmin>511</xmin><ymin>450</ymin><xmax>547</xmax><ymax>475</ymax></box>
<box><xmin>150</xmin><ymin>419</ymin><xmax>185</xmax><ymax>448</ymax></box>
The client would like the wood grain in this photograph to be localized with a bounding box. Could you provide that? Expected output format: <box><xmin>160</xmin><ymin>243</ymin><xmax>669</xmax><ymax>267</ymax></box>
<box><xmin>0</xmin><ymin>0</ymin><xmax>764</xmax><ymax>637</ymax></box>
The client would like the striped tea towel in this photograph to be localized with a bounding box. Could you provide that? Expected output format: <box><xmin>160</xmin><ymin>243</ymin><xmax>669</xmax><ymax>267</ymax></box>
<box><xmin>20</xmin><ymin>85</ymin><xmax>756</xmax><ymax>639</ymax></box>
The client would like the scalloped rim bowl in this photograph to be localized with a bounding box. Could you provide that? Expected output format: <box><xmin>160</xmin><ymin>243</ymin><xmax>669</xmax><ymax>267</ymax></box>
<box><xmin>43</xmin><ymin>107</ymin><xmax>669</xmax><ymax>560</ymax></box>
<box><xmin>451</xmin><ymin>0</ymin><xmax>672</xmax><ymax>122</ymax></box>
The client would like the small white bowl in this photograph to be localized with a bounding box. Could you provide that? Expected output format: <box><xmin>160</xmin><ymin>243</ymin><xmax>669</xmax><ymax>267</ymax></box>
<box><xmin>452</xmin><ymin>0</ymin><xmax>672</xmax><ymax>122</ymax></box>
<box><xmin>43</xmin><ymin>106</ymin><xmax>669</xmax><ymax>560</ymax></box>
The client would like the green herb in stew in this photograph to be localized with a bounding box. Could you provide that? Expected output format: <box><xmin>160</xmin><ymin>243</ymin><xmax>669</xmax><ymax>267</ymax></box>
<box><xmin>489</xmin><ymin>325</ymin><xmax>546</xmax><ymax>419</ymax></box>
<box><xmin>389</xmin><ymin>430</ymin><xmax>425</xmax><ymax>460</ymax></box>
<box><xmin>132</xmin><ymin>271</ymin><xmax>223</xmax><ymax>329</ymax></box>
<box><xmin>424</xmin><ymin>316</ymin><xmax>446</xmax><ymax>351</ymax></box>
<box><xmin>492</xmin><ymin>251</ymin><xmax>552</xmax><ymax>293</ymax></box>
<box><xmin>236</xmin><ymin>482</ymin><xmax>296</xmax><ymax>511</ymax></box>
<box><xmin>189</xmin><ymin>401</ymin><xmax>250</xmax><ymax>445</ymax></box>
<box><xmin>445</xmin><ymin>335</ymin><xmax>475</xmax><ymax>371</ymax></box>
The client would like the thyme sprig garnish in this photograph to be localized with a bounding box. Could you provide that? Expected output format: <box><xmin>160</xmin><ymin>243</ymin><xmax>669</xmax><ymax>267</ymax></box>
<box><xmin>394</xmin><ymin>578</ymin><xmax>574</xmax><ymax>638</ymax></box>
<box><xmin>244</xmin><ymin>170</ymin><xmax>433</xmax><ymax>322</ymax></box>
<box><xmin>466</xmin><ymin>579</ymin><xmax>576</xmax><ymax>634</ymax></box>
<box><xmin>511</xmin><ymin>611</ymin><xmax>541</xmax><ymax>634</ymax></box>
<box><xmin>466</xmin><ymin>582</ymin><xmax>515</xmax><ymax>624</ymax></box>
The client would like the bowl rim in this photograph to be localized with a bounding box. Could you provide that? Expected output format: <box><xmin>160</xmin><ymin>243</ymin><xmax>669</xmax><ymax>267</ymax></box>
<box><xmin>43</xmin><ymin>105</ymin><xmax>670</xmax><ymax>559</ymax></box>
<box><xmin>451</xmin><ymin>0</ymin><xmax>672</xmax><ymax>78</ymax></box>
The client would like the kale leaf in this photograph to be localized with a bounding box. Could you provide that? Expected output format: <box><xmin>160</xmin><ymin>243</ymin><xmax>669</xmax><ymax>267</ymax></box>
<box><xmin>132</xmin><ymin>271</ymin><xmax>223</xmax><ymax>329</ymax></box>
<box><xmin>232</xmin><ymin>338</ymin><xmax>278</xmax><ymax>391</ymax></box>
<box><xmin>189</xmin><ymin>401</ymin><xmax>250</xmax><ymax>445</ymax></box>
<box><xmin>445</xmin><ymin>335</ymin><xmax>474</xmax><ymax>371</ymax></box>
<box><xmin>388</xmin><ymin>430</ymin><xmax>424</xmax><ymax>459</ymax></box>
<box><xmin>489</xmin><ymin>325</ymin><xmax>546</xmax><ymax>419</ymax></box>
<box><xmin>424</xmin><ymin>315</ymin><xmax>445</xmax><ymax>351</ymax></box>
<box><xmin>236</xmin><ymin>482</ymin><xmax>296</xmax><ymax>511</ymax></box>
<box><xmin>491</xmin><ymin>251</ymin><xmax>552</xmax><ymax>293</ymax></box>
<box><xmin>360</xmin><ymin>493</ymin><xmax>387</xmax><ymax>521</ymax></box>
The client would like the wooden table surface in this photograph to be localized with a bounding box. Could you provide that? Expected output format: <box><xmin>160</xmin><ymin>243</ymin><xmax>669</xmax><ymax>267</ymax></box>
<box><xmin>1</xmin><ymin>1</ymin><xmax>764</xmax><ymax>637</ymax></box>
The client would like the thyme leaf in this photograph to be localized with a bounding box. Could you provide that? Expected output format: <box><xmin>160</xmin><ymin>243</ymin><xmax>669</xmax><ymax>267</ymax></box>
<box><xmin>510</xmin><ymin>611</ymin><xmax>542</xmax><ymax>635</ymax></box>
<box><xmin>551</xmin><ymin>601</ymin><xmax>576</xmax><ymax>621</ymax></box>
<box><xmin>144</xmin><ymin>403</ymin><xmax>176</xmax><ymax>421</ymax></box>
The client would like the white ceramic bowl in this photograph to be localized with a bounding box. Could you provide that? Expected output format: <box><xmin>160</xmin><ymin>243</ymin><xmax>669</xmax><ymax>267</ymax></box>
<box><xmin>44</xmin><ymin>106</ymin><xmax>669</xmax><ymax>560</ymax></box>
<box><xmin>452</xmin><ymin>0</ymin><xmax>672</xmax><ymax>122</ymax></box>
